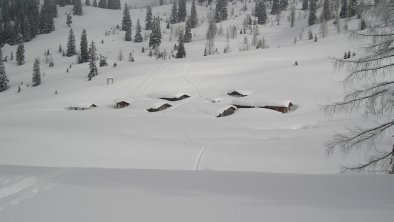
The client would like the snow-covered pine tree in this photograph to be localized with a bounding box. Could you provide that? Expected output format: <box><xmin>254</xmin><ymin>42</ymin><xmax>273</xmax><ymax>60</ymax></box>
<box><xmin>149</xmin><ymin>17</ymin><xmax>162</xmax><ymax>48</ymax></box>
<box><xmin>308</xmin><ymin>0</ymin><xmax>317</xmax><ymax>26</ymax></box>
<box><xmin>66</xmin><ymin>29</ymin><xmax>77</xmax><ymax>57</ymax></box>
<box><xmin>80</xmin><ymin>29</ymin><xmax>89</xmax><ymax>63</ymax></box>
<box><xmin>122</xmin><ymin>3</ymin><xmax>132</xmax><ymax>31</ymax></box>
<box><xmin>290</xmin><ymin>3</ymin><xmax>295</xmax><ymax>27</ymax></box>
<box><xmin>279</xmin><ymin>0</ymin><xmax>289</xmax><ymax>11</ymax></box>
<box><xmin>323</xmin><ymin>0</ymin><xmax>332</xmax><ymax>21</ymax></box>
<box><xmin>0</xmin><ymin>54</ymin><xmax>9</xmax><ymax>92</ymax></box>
<box><xmin>255</xmin><ymin>0</ymin><xmax>267</xmax><ymax>25</ymax></box>
<box><xmin>184</xmin><ymin>17</ymin><xmax>192</xmax><ymax>42</ymax></box>
<box><xmin>88</xmin><ymin>41</ymin><xmax>98</xmax><ymax>80</ymax></box>
<box><xmin>170</xmin><ymin>1</ymin><xmax>178</xmax><ymax>24</ymax></box>
<box><xmin>22</xmin><ymin>16</ymin><xmax>32</xmax><ymax>42</ymax></box>
<box><xmin>206</xmin><ymin>11</ymin><xmax>216</xmax><ymax>55</ymax></box>
<box><xmin>215</xmin><ymin>0</ymin><xmax>228</xmax><ymax>22</ymax></box>
<box><xmin>339</xmin><ymin>0</ymin><xmax>348</xmax><ymax>18</ymax></box>
<box><xmin>108</xmin><ymin>0</ymin><xmax>121</xmax><ymax>9</ymax></box>
<box><xmin>145</xmin><ymin>5</ymin><xmax>153</xmax><ymax>30</ymax></box>
<box><xmin>98</xmin><ymin>0</ymin><xmax>106</xmax><ymax>8</ymax></box>
<box><xmin>66</xmin><ymin>14</ymin><xmax>72</xmax><ymax>27</ymax></box>
<box><xmin>32</xmin><ymin>58</ymin><xmax>41</xmax><ymax>86</ymax></box>
<box><xmin>360</xmin><ymin>18</ymin><xmax>366</xmax><ymax>30</ymax></box>
<box><xmin>16</xmin><ymin>43</ymin><xmax>25</xmax><ymax>65</ymax></box>
<box><xmin>135</xmin><ymin>19</ymin><xmax>143</xmax><ymax>42</ymax></box>
<box><xmin>125</xmin><ymin>25</ymin><xmax>132</xmax><ymax>41</ymax></box>
<box><xmin>190</xmin><ymin>0</ymin><xmax>198</xmax><ymax>28</ymax></box>
<box><xmin>99</xmin><ymin>54</ymin><xmax>108</xmax><ymax>67</ymax></box>
<box><xmin>302</xmin><ymin>0</ymin><xmax>308</xmax><ymax>10</ymax></box>
<box><xmin>348</xmin><ymin>0</ymin><xmax>358</xmax><ymax>17</ymax></box>
<box><xmin>271</xmin><ymin>0</ymin><xmax>280</xmax><ymax>15</ymax></box>
<box><xmin>178</xmin><ymin>0</ymin><xmax>187</xmax><ymax>22</ymax></box>
<box><xmin>73</xmin><ymin>0</ymin><xmax>83</xmax><ymax>16</ymax></box>
<box><xmin>176</xmin><ymin>31</ymin><xmax>186</xmax><ymax>58</ymax></box>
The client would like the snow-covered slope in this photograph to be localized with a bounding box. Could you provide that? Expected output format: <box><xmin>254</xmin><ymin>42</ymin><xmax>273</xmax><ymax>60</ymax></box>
<box><xmin>0</xmin><ymin>166</ymin><xmax>393</xmax><ymax>222</ymax></box>
<box><xmin>0</xmin><ymin>2</ymin><xmax>367</xmax><ymax>173</ymax></box>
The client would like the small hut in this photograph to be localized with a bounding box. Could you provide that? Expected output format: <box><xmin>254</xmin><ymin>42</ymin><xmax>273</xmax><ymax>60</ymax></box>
<box><xmin>217</xmin><ymin>106</ymin><xmax>238</xmax><ymax>117</ymax></box>
<box><xmin>68</xmin><ymin>103</ymin><xmax>97</xmax><ymax>111</ymax></box>
<box><xmin>115</xmin><ymin>100</ymin><xmax>130</xmax><ymax>109</ymax></box>
<box><xmin>147</xmin><ymin>103</ymin><xmax>172</xmax><ymax>112</ymax></box>
<box><xmin>227</xmin><ymin>90</ymin><xmax>249</xmax><ymax>97</ymax></box>
<box><xmin>233</xmin><ymin>96</ymin><xmax>294</xmax><ymax>114</ymax></box>
<box><xmin>160</xmin><ymin>94</ymin><xmax>190</xmax><ymax>101</ymax></box>
<box><xmin>261</xmin><ymin>101</ymin><xmax>293</xmax><ymax>113</ymax></box>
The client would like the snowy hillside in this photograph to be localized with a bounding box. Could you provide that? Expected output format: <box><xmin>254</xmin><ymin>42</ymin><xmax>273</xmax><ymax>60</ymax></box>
<box><xmin>0</xmin><ymin>1</ymin><xmax>363</xmax><ymax>173</ymax></box>
<box><xmin>1</xmin><ymin>0</ymin><xmax>393</xmax><ymax>221</ymax></box>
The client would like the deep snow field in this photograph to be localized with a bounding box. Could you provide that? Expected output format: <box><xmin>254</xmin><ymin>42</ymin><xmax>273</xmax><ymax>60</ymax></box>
<box><xmin>0</xmin><ymin>1</ymin><xmax>393</xmax><ymax>221</ymax></box>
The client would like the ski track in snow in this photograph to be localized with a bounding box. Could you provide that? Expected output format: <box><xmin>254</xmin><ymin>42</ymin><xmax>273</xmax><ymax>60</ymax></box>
<box><xmin>0</xmin><ymin>169</ymin><xmax>73</xmax><ymax>212</ymax></box>
<box><xmin>0</xmin><ymin>176</ymin><xmax>40</xmax><ymax>212</ymax></box>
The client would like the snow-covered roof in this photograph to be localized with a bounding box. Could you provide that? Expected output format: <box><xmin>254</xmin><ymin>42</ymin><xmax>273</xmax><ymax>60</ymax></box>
<box><xmin>227</xmin><ymin>89</ymin><xmax>252</xmax><ymax>97</ymax></box>
<box><xmin>233</xmin><ymin>96</ymin><xmax>292</xmax><ymax>108</ymax></box>
<box><xmin>68</xmin><ymin>103</ymin><xmax>97</xmax><ymax>108</ymax></box>
<box><xmin>150</xmin><ymin>91</ymin><xmax>190</xmax><ymax>99</ymax></box>
<box><xmin>114</xmin><ymin>99</ymin><xmax>130</xmax><ymax>104</ymax></box>
<box><xmin>149</xmin><ymin>102</ymin><xmax>172</xmax><ymax>109</ymax></box>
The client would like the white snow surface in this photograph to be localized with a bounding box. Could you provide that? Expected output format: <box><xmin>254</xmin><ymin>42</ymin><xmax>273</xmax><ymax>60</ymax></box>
<box><xmin>0</xmin><ymin>166</ymin><xmax>393</xmax><ymax>222</ymax></box>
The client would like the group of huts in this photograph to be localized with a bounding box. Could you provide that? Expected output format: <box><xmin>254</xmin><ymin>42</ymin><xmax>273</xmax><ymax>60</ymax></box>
<box><xmin>67</xmin><ymin>90</ymin><xmax>295</xmax><ymax>118</ymax></box>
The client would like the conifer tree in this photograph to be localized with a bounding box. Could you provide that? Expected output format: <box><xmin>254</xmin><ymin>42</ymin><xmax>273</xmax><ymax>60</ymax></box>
<box><xmin>360</xmin><ymin>18</ymin><xmax>367</xmax><ymax>30</ymax></box>
<box><xmin>125</xmin><ymin>25</ymin><xmax>132</xmax><ymax>41</ymax></box>
<box><xmin>145</xmin><ymin>5</ymin><xmax>153</xmax><ymax>30</ymax></box>
<box><xmin>170</xmin><ymin>1</ymin><xmax>178</xmax><ymax>24</ymax></box>
<box><xmin>271</xmin><ymin>0</ymin><xmax>280</xmax><ymax>15</ymax></box>
<box><xmin>66</xmin><ymin>14</ymin><xmax>72</xmax><ymax>27</ymax></box>
<box><xmin>99</xmin><ymin>54</ymin><xmax>108</xmax><ymax>67</ymax></box>
<box><xmin>339</xmin><ymin>0</ymin><xmax>348</xmax><ymax>18</ymax></box>
<box><xmin>66</xmin><ymin>29</ymin><xmax>77</xmax><ymax>57</ymax></box>
<box><xmin>184</xmin><ymin>17</ymin><xmax>192</xmax><ymax>42</ymax></box>
<box><xmin>176</xmin><ymin>31</ymin><xmax>186</xmax><ymax>58</ymax></box>
<box><xmin>323</xmin><ymin>0</ymin><xmax>332</xmax><ymax>21</ymax></box>
<box><xmin>32</xmin><ymin>58</ymin><xmax>41</xmax><ymax>86</ymax></box>
<box><xmin>134</xmin><ymin>19</ymin><xmax>143</xmax><ymax>42</ymax></box>
<box><xmin>98</xmin><ymin>0</ymin><xmax>106</xmax><ymax>8</ymax></box>
<box><xmin>93</xmin><ymin>0</ymin><xmax>97</xmax><ymax>7</ymax></box>
<box><xmin>190</xmin><ymin>0</ymin><xmax>198</xmax><ymax>28</ymax></box>
<box><xmin>279</xmin><ymin>0</ymin><xmax>289</xmax><ymax>11</ymax></box>
<box><xmin>88</xmin><ymin>41</ymin><xmax>98</xmax><ymax>80</ymax></box>
<box><xmin>80</xmin><ymin>29</ymin><xmax>89</xmax><ymax>63</ymax></box>
<box><xmin>206</xmin><ymin>11</ymin><xmax>216</xmax><ymax>55</ymax></box>
<box><xmin>0</xmin><ymin>54</ymin><xmax>9</xmax><ymax>92</ymax></box>
<box><xmin>255</xmin><ymin>0</ymin><xmax>267</xmax><ymax>25</ymax></box>
<box><xmin>149</xmin><ymin>17</ymin><xmax>162</xmax><ymax>48</ymax></box>
<box><xmin>39</xmin><ymin>2</ymin><xmax>55</xmax><ymax>34</ymax></box>
<box><xmin>348</xmin><ymin>0</ymin><xmax>358</xmax><ymax>17</ymax></box>
<box><xmin>73</xmin><ymin>0</ymin><xmax>83</xmax><ymax>16</ymax></box>
<box><xmin>22</xmin><ymin>16</ymin><xmax>32</xmax><ymax>42</ymax></box>
<box><xmin>178</xmin><ymin>0</ymin><xmax>187</xmax><ymax>22</ymax></box>
<box><xmin>308</xmin><ymin>0</ymin><xmax>317</xmax><ymax>26</ymax></box>
<box><xmin>108</xmin><ymin>0</ymin><xmax>121</xmax><ymax>9</ymax></box>
<box><xmin>122</xmin><ymin>3</ymin><xmax>132</xmax><ymax>31</ymax></box>
<box><xmin>215</xmin><ymin>0</ymin><xmax>228</xmax><ymax>22</ymax></box>
<box><xmin>16</xmin><ymin>43</ymin><xmax>25</xmax><ymax>66</ymax></box>
<box><xmin>85</xmin><ymin>0</ymin><xmax>90</xmax><ymax>6</ymax></box>
<box><xmin>302</xmin><ymin>0</ymin><xmax>308</xmax><ymax>10</ymax></box>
